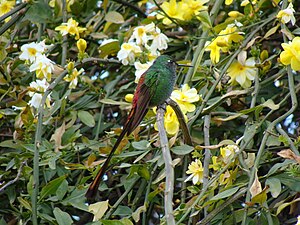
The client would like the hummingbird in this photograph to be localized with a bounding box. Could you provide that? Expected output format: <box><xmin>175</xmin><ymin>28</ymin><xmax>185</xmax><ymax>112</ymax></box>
<box><xmin>86</xmin><ymin>55</ymin><xmax>179</xmax><ymax>200</ymax></box>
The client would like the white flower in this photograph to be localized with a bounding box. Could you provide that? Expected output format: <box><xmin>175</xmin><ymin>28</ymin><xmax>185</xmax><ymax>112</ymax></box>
<box><xmin>28</xmin><ymin>79</ymin><xmax>51</xmax><ymax>109</ymax></box>
<box><xmin>277</xmin><ymin>3</ymin><xmax>296</xmax><ymax>26</ymax></box>
<box><xmin>29</xmin><ymin>55</ymin><xmax>54</xmax><ymax>81</ymax></box>
<box><xmin>296</xmin><ymin>215</ymin><xmax>300</xmax><ymax>225</ymax></box>
<box><xmin>129</xmin><ymin>22</ymin><xmax>156</xmax><ymax>46</ymax></box>
<box><xmin>150</xmin><ymin>31</ymin><xmax>169</xmax><ymax>55</ymax></box>
<box><xmin>20</xmin><ymin>42</ymin><xmax>46</xmax><ymax>63</ymax></box>
<box><xmin>117</xmin><ymin>43</ymin><xmax>142</xmax><ymax>65</ymax></box>
<box><xmin>134</xmin><ymin>61</ymin><xmax>153</xmax><ymax>82</ymax></box>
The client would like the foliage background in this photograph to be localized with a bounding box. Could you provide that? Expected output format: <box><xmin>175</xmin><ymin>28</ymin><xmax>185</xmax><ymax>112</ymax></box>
<box><xmin>0</xmin><ymin>0</ymin><xmax>300</xmax><ymax>224</ymax></box>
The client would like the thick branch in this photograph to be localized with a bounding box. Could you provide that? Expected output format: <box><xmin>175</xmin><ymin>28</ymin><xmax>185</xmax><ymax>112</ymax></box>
<box><xmin>156</xmin><ymin>105</ymin><xmax>175</xmax><ymax>225</ymax></box>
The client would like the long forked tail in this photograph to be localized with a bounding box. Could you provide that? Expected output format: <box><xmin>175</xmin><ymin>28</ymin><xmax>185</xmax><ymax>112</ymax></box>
<box><xmin>85</xmin><ymin>127</ymin><xmax>128</xmax><ymax>201</ymax></box>
<box><xmin>85</xmin><ymin>95</ymin><xmax>150</xmax><ymax>201</ymax></box>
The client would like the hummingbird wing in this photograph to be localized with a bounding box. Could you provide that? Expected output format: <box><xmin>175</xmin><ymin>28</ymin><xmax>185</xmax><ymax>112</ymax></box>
<box><xmin>86</xmin><ymin>71</ymin><xmax>159</xmax><ymax>201</ymax></box>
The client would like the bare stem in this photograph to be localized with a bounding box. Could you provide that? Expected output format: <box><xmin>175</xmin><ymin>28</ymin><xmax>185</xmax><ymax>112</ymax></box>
<box><xmin>0</xmin><ymin>160</ymin><xmax>27</xmax><ymax>193</ymax></box>
<box><xmin>156</xmin><ymin>105</ymin><xmax>175</xmax><ymax>225</ymax></box>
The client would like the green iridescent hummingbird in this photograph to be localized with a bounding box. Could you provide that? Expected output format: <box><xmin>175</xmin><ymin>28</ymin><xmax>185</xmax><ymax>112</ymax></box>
<box><xmin>86</xmin><ymin>55</ymin><xmax>181</xmax><ymax>199</ymax></box>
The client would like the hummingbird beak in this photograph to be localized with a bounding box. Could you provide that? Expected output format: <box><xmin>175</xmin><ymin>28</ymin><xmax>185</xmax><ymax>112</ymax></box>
<box><xmin>176</xmin><ymin>63</ymin><xmax>193</xmax><ymax>68</ymax></box>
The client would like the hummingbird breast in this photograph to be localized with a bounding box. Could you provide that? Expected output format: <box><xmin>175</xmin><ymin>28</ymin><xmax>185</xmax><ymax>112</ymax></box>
<box><xmin>149</xmin><ymin>67</ymin><xmax>177</xmax><ymax>107</ymax></box>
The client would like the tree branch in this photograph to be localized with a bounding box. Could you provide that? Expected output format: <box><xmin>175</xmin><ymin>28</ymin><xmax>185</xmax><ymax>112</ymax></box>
<box><xmin>156</xmin><ymin>104</ymin><xmax>175</xmax><ymax>225</ymax></box>
<box><xmin>0</xmin><ymin>160</ymin><xmax>27</xmax><ymax>193</ymax></box>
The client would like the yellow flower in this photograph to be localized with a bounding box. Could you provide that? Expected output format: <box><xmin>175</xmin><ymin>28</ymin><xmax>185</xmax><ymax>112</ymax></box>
<box><xmin>125</xmin><ymin>94</ymin><xmax>133</xmax><ymax>103</ymax></box>
<box><xmin>180</xmin><ymin>0</ymin><xmax>209</xmax><ymax>21</ymax></box>
<box><xmin>55</xmin><ymin>18</ymin><xmax>86</xmax><ymax>40</ymax></box>
<box><xmin>227</xmin><ymin>51</ymin><xmax>258</xmax><ymax>88</ymax></box>
<box><xmin>205</xmin><ymin>40</ymin><xmax>221</xmax><ymax>64</ymax></box>
<box><xmin>153</xmin><ymin>105</ymin><xmax>181</xmax><ymax>135</ymax></box>
<box><xmin>156</xmin><ymin>0</ymin><xmax>184</xmax><ymax>25</ymax></box>
<box><xmin>228</xmin><ymin>11</ymin><xmax>244</xmax><ymax>18</ymax></box>
<box><xmin>219</xmin><ymin>168</ymin><xmax>238</xmax><ymax>186</ymax></box>
<box><xmin>280</xmin><ymin>37</ymin><xmax>300</xmax><ymax>71</ymax></box>
<box><xmin>205</xmin><ymin>24</ymin><xmax>244</xmax><ymax>64</ymax></box>
<box><xmin>0</xmin><ymin>0</ymin><xmax>15</xmax><ymax>16</ymax></box>
<box><xmin>64</xmin><ymin>64</ymin><xmax>84</xmax><ymax>89</ymax></box>
<box><xmin>185</xmin><ymin>159</ymin><xmax>204</xmax><ymax>185</ymax></box>
<box><xmin>241</xmin><ymin>0</ymin><xmax>256</xmax><ymax>6</ymax></box>
<box><xmin>210</xmin><ymin>156</ymin><xmax>222</xmax><ymax>171</ymax></box>
<box><xmin>225</xmin><ymin>0</ymin><xmax>233</xmax><ymax>5</ymax></box>
<box><xmin>220</xmin><ymin>145</ymin><xmax>239</xmax><ymax>164</ymax></box>
<box><xmin>171</xmin><ymin>84</ymin><xmax>200</xmax><ymax>113</ymax></box>
<box><xmin>277</xmin><ymin>3</ymin><xmax>296</xmax><ymax>26</ymax></box>
<box><xmin>77</xmin><ymin>38</ymin><xmax>87</xmax><ymax>53</ymax></box>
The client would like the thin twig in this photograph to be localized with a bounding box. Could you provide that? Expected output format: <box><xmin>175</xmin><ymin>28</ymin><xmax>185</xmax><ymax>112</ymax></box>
<box><xmin>0</xmin><ymin>160</ymin><xmax>27</xmax><ymax>193</ymax></box>
<box><xmin>61</xmin><ymin>0</ymin><xmax>67</xmax><ymax>66</ymax></box>
<box><xmin>276</xmin><ymin>125</ymin><xmax>299</xmax><ymax>155</ymax></box>
<box><xmin>112</xmin><ymin>0</ymin><xmax>147</xmax><ymax>18</ymax></box>
<box><xmin>202</xmin><ymin>114</ymin><xmax>211</xmax><ymax>217</ymax></box>
<box><xmin>157</xmin><ymin>104</ymin><xmax>175</xmax><ymax>225</ymax></box>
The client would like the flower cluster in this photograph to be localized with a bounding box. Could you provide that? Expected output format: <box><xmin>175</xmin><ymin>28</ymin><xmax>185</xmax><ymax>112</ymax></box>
<box><xmin>280</xmin><ymin>36</ymin><xmax>300</xmax><ymax>71</ymax></box>
<box><xmin>154</xmin><ymin>84</ymin><xmax>200</xmax><ymax>135</ymax></box>
<box><xmin>205</xmin><ymin>23</ymin><xmax>244</xmax><ymax>64</ymax></box>
<box><xmin>113</xmin><ymin>22</ymin><xmax>169</xmax><ymax>81</ymax></box>
<box><xmin>186</xmin><ymin>145</ymin><xmax>239</xmax><ymax>186</ymax></box>
<box><xmin>156</xmin><ymin>0</ymin><xmax>209</xmax><ymax>25</ymax></box>
<box><xmin>55</xmin><ymin>18</ymin><xmax>86</xmax><ymax>40</ymax></box>
<box><xmin>19</xmin><ymin>41</ymin><xmax>55</xmax><ymax>109</ymax></box>
<box><xmin>227</xmin><ymin>51</ymin><xmax>258</xmax><ymax>88</ymax></box>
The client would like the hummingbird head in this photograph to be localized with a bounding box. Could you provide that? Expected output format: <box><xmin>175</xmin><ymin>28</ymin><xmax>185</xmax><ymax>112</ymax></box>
<box><xmin>152</xmin><ymin>55</ymin><xmax>193</xmax><ymax>70</ymax></box>
<box><xmin>152</xmin><ymin>55</ymin><xmax>178</xmax><ymax>71</ymax></box>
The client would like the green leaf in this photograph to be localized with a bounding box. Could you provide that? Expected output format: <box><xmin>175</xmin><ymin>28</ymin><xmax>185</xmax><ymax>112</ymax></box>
<box><xmin>99</xmin><ymin>40</ymin><xmax>120</xmax><ymax>58</ymax></box>
<box><xmin>274</xmin><ymin>173</ymin><xmax>300</xmax><ymax>192</ymax></box>
<box><xmin>17</xmin><ymin>197</ymin><xmax>32</xmax><ymax>211</ymax></box>
<box><xmin>276</xmin><ymin>197</ymin><xmax>300</xmax><ymax>215</ymax></box>
<box><xmin>197</xmin><ymin>11</ymin><xmax>212</xmax><ymax>28</ymax></box>
<box><xmin>261</xmin><ymin>99</ymin><xmax>279</xmax><ymax>110</ymax></box>
<box><xmin>56</xmin><ymin>179</ymin><xmax>68</xmax><ymax>201</ymax></box>
<box><xmin>132</xmin><ymin>140</ymin><xmax>150</xmax><ymax>150</ymax></box>
<box><xmin>88</xmin><ymin>200</ymin><xmax>109</xmax><ymax>221</ymax></box>
<box><xmin>23</xmin><ymin>0</ymin><xmax>52</xmax><ymax>23</ymax></box>
<box><xmin>78</xmin><ymin>111</ymin><xmax>95</xmax><ymax>127</ymax></box>
<box><xmin>171</xmin><ymin>145</ymin><xmax>194</xmax><ymax>155</ymax></box>
<box><xmin>266</xmin><ymin>178</ymin><xmax>281</xmax><ymax>198</ymax></box>
<box><xmin>101</xmin><ymin>220</ymin><xmax>124</xmax><ymax>225</ymax></box>
<box><xmin>132</xmin><ymin>205</ymin><xmax>146</xmax><ymax>222</ymax></box>
<box><xmin>99</xmin><ymin>98</ymin><xmax>130</xmax><ymax>106</ymax></box>
<box><xmin>210</xmin><ymin>186</ymin><xmax>239</xmax><ymax>201</ymax></box>
<box><xmin>112</xmin><ymin>205</ymin><xmax>132</xmax><ymax>217</ymax></box>
<box><xmin>53</xmin><ymin>207</ymin><xmax>73</xmax><ymax>225</ymax></box>
<box><xmin>40</xmin><ymin>175</ymin><xmax>67</xmax><ymax>201</ymax></box>
<box><xmin>105</xmin><ymin>11</ymin><xmax>124</xmax><ymax>24</ymax></box>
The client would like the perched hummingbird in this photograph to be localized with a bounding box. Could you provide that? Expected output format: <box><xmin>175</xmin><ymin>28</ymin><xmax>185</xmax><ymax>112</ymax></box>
<box><xmin>86</xmin><ymin>55</ymin><xmax>179</xmax><ymax>200</ymax></box>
